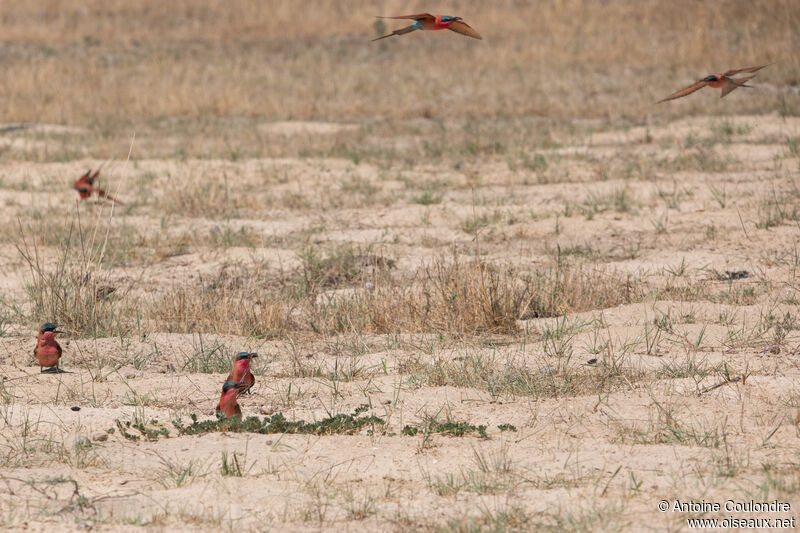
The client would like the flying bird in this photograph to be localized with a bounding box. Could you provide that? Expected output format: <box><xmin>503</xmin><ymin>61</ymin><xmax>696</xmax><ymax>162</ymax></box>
<box><xmin>73</xmin><ymin>169</ymin><xmax>124</xmax><ymax>205</ymax></box>
<box><xmin>216</xmin><ymin>381</ymin><xmax>246</xmax><ymax>418</ymax></box>
<box><xmin>373</xmin><ymin>14</ymin><xmax>482</xmax><ymax>41</ymax></box>
<box><xmin>33</xmin><ymin>322</ymin><xmax>64</xmax><ymax>373</ymax></box>
<box><xmin>658</xmin><ymin>65</ymin><xmax>770</xmax><ymax>103</ymax></box>
<box><xmin>225</xmin><ymin>352</ymin><xmax>257</xmax><ymax>395</ymax></box>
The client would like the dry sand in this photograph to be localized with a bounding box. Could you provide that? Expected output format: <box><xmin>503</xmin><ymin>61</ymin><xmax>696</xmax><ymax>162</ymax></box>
<box><xmin>1</xmin><ymin>114</ymin><xmax>800</xmax><ymax>531</ymax></box>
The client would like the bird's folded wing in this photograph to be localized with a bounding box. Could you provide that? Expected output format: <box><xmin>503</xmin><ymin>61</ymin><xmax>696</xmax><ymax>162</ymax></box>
<box><xmin>723</xmin><ymin>64</ymin><xmax>770</xmax><ymax>76</ymax></box>
<box><xmin>447</xmin><ymin>20</ymin><xmax>482</xmax><ymax>39</ymax></box>
<box><xmin>377</xmin><ymin>13</ymin><xmax>434</xmax><ymax>21</ymax></box>
<box><xmin>657</xmin><ymin>80</ymin><xmax>708</xmax><ymax>103</ymax></box>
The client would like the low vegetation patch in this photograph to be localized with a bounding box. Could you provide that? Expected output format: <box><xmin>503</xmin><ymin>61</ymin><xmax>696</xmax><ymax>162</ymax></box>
<box><xmin>110</xmin><ymin>406</ymin><xmax>506</xmax><ymax>441</ymax></box>
<box><xmin>174</xmin><ymin>405</ymin><xmax>385</xmax><ymax>436</ymax></box>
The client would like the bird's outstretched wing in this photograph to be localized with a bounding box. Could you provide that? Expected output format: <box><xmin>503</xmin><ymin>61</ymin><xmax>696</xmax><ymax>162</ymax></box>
<box><xmin>376</xmin><ymin>13</ymin><xmax>434</xmax><ymax>22</ymax></box>
<box><xmin>657</xmin><ymin>80</ymin><xmax>708</xmax><ymax>103</ymax></box>
<box><xmin>720</xmin><ymin>74</ymin><xmax>756</xmax><ymax>97</ymax></box>
<box><xmin>722</xmin><ymin>64</ymin><xmax>770</xmax><ymax>76</ymax></box>
<box><xmin>372</xmin><ymin>24</ymin><xmax>418</xmax><ymax>41</ymax></box>
<box><xmin>96</xmin><ymin>188</ymin><xmax>124</xmax><ymax>205</ymax></box>
<box><xmin>448</xmin><ymin>20</ymin><xmax>482</xmax><ymax>39</ymax></box>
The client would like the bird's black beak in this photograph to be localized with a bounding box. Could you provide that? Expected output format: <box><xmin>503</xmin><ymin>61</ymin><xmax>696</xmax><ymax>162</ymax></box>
<box><xmin>250</xmin><ymin>353</ymin><xmax>258</xmax><ymax>358</ymax></box>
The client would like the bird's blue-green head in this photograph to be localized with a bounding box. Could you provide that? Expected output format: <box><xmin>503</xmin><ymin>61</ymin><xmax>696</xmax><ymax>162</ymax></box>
<box><xmin>40</xmin><ymin>322</ymin><xmax>61</xmax><ymax>333</ymax></box>
<box><xmin>236</xmin><ymin>352</ymin><xmax>257</xmax><ymax>361</ymax></box>
<box><xmin>441</xmin><ymin>16</ymin><xmax>462</xmax><ymax>22</ymax></box>
<box><xmin>702</xmin><ymin>74</ymin><xmax>719</xmax><ymax>82</ymax></box>
<box><xmin>222</xmin><ymin>381</ymin><xmax>245</xmax><ymax>393</ymax></box>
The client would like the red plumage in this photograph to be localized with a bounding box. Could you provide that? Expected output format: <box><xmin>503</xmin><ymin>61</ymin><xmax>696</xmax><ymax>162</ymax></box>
<box><xmin>33</xmin><ymin>328</ymin><xmax>62</xmax><ymax>371</ymax></box>
<box><xmin>73</xmin><ymin>168</ymin><xmax>124</xmax><ymax>205</ymax></box>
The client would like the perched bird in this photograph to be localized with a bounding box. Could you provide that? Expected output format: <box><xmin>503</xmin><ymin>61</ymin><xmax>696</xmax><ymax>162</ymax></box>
<box><xmin>658</xmin><ymin>65</ymin><xmax>770</xmax><ymax>103</ymax></box>
<box><xmin>33</xmin><ymin>322</ymin><xmax>63</xmax><ymax>373</ymax></box>
<box><xmin>225</xmin><ymin>352</ymin><xmax>258</xmax><ymax>394</ymax></box>
<box><xmin>373</xmin><ymin>13</ymin><xmax>482</xmax><ymax>41</ymax></box>
<box><xmin>73</xmin><ymin>169</ymin><xmax>123</xmax><ymax>205</ymax></box>
<box><xmin>216</xmin><ymin>381</ymin><xmax>246</xmax><ymax>418</ymax></box>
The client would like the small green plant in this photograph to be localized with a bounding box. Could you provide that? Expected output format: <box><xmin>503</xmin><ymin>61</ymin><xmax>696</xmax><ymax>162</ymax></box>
<box><xmin>413</xmin><ymin>186</ymin><xmax>444</xmax><ymax>205</ymax></box>
<box><xmin>156</xmin><ymin>454</ymin><xmax>202</xmax><ymax>488</ymax></box>
<box><xmin>181</xmin><ymin>336</ymin><xmax>231</xmax><ymax>373</ymax></box>
<box><xmin>402</xmin><ymin>419</ymin><xmax>488</xmax><ymax>438</ymax></box>
<box><xmin>220</xmin><ymin>451</ymin><xmax>243</xmax><ymax>477</ymax></box>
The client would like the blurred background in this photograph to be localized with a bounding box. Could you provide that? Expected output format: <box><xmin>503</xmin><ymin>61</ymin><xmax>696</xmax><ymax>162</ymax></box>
<box><xmin>1</xmin><ymin>0</ymin><xmax>798</xmax><ymax>160</ymax></box>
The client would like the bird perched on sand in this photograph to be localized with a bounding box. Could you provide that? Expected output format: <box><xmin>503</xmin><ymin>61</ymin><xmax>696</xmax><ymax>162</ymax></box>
<box><xmin>73</xmin><ymin>169</ymin><xmax>123</xmax><ymax>204</ymax></box>
<box><xmin>225</xmin><ymin>352</ymin><xmax>257</xmax><ymax>395</ymax></box>
<box><xmin>658</xmin><ymin>65</ymin><xmax>770</xmax><ymax>103</ymax></box>
<box><xmin>216</xmin><ymin>381</ymin><xmax>246</xmax><ymax>418</ymax></box>
<box><xmin>33</xmin><ymin>322</ymin><xmax>64</xmax><ymax>373</ymax></box>
<box><xmin>373</xmin><ymin>13</ymin><xmax>482</xmax><ymax>41</ymax></box>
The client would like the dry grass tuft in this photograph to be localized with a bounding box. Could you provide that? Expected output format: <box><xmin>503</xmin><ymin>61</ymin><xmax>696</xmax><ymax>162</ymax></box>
<box><xmin>148</xmin><ymin>261</ymin><xmax>293</xmax><ymax>337</ymax></box>
<box><xmin>16</xmin><ymin>217</ymin><xmax>136</xmax><ymax>338</ymax></box>
<box><xmin>137</xmin><ymin>255</ymin><xmax>644</xmax><ymax>338</ymax></box>
<box><xmin>310</xmin><ymin>257</ymin><xmax>641</xmax><ymax>336</ymax></box>
<box><xmin>296</xmin><ymin>245</ymin><xmax>396</xmax><ymax>297</ymax></box>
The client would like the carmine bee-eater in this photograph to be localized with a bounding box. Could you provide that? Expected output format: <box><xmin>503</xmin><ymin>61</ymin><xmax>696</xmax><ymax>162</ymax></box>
<box><xmin>373</xmin><ymin>13</ymin><xmax>482</xmax><ymax>41</ymax></box>
<box><xmin>658</xmin><ymin>65</ymin><xmax>770</xmax><ymax>103</ymax></box>
<box><xmin>33</xmin><ymin>322</ymin><xmax>64</xmax><ymax>373</ymax></box>
<box><xmin>73</xmin><ymin>169</ymin><xmax>124</xmax><ymax>205</ymax></box>
<box><xmin>225</xmin><ymin>352</ymin><xmax>257</xmax><ymax>395</ymax></box>
<box><xmin>216</xmin><ymin>381</ymin><xmax>246</xmax><ymax>418</ymax></box>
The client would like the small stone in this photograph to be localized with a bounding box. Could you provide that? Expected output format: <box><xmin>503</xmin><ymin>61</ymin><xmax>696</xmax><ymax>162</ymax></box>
<box><xmin>92</xmin><ymin>433</ymin><xmax>108</xmax><ymax>442</ymax></box>
<box><xmin>70</xmin><ymin>406</ymin><xmax>81</xmax><ymax>412</ymax></box>
<box><xmin>75</xmin><ymin>436</ymin><xmax>91</xmax><ymax>447</ymax></box>
<box><xmin>259</xmin><ymin>405</ymin><xmax>276</xmax><ymax>415</ymax></box>
<box><xmin>124</xmin><ymin>372</ymin><xmax>136</xmax><ymax>379</ymax></box>
<box><xmin>383</xmin><ymin>399</ymin><xmax>391</xmax><ymax>405</ymax></box>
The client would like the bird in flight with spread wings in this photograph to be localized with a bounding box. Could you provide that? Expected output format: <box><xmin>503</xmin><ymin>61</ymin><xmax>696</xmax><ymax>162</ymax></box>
<box><xmin>658</xmin><ymin>65</ymin><xmax>770</xmax><ymax>103</ymax></box>
<box><xmin>373</xmin><ymin>13</ymin><xmax>482</xmax><ymax>41</ymax></box>
<box><xmin>73</xmin><ymin>168</ymin><xmax>124</xmax><ymax>205</ymax></box>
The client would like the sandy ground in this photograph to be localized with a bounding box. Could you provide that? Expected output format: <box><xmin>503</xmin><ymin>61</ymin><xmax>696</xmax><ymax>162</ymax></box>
<box><xmin>1</xmin><ymin>114</ymin><xmax>800</xmax><ymax>531</ymax></box>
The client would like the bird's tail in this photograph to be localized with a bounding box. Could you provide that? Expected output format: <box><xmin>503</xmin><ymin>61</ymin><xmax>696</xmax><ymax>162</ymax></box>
<box><xmin>97</xmin><ymin>189</ymin><xmax>124</xmax><ymax>205</ymax></box>
<box><xmin>721</xmin><ymin>75</ymin><xmax>756</xmax><ymax>98</ymax></box>
<box><xmin>372</xmin><ymin>25</ymin><xmax>418</xmax><ymax>41</ymax></box>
